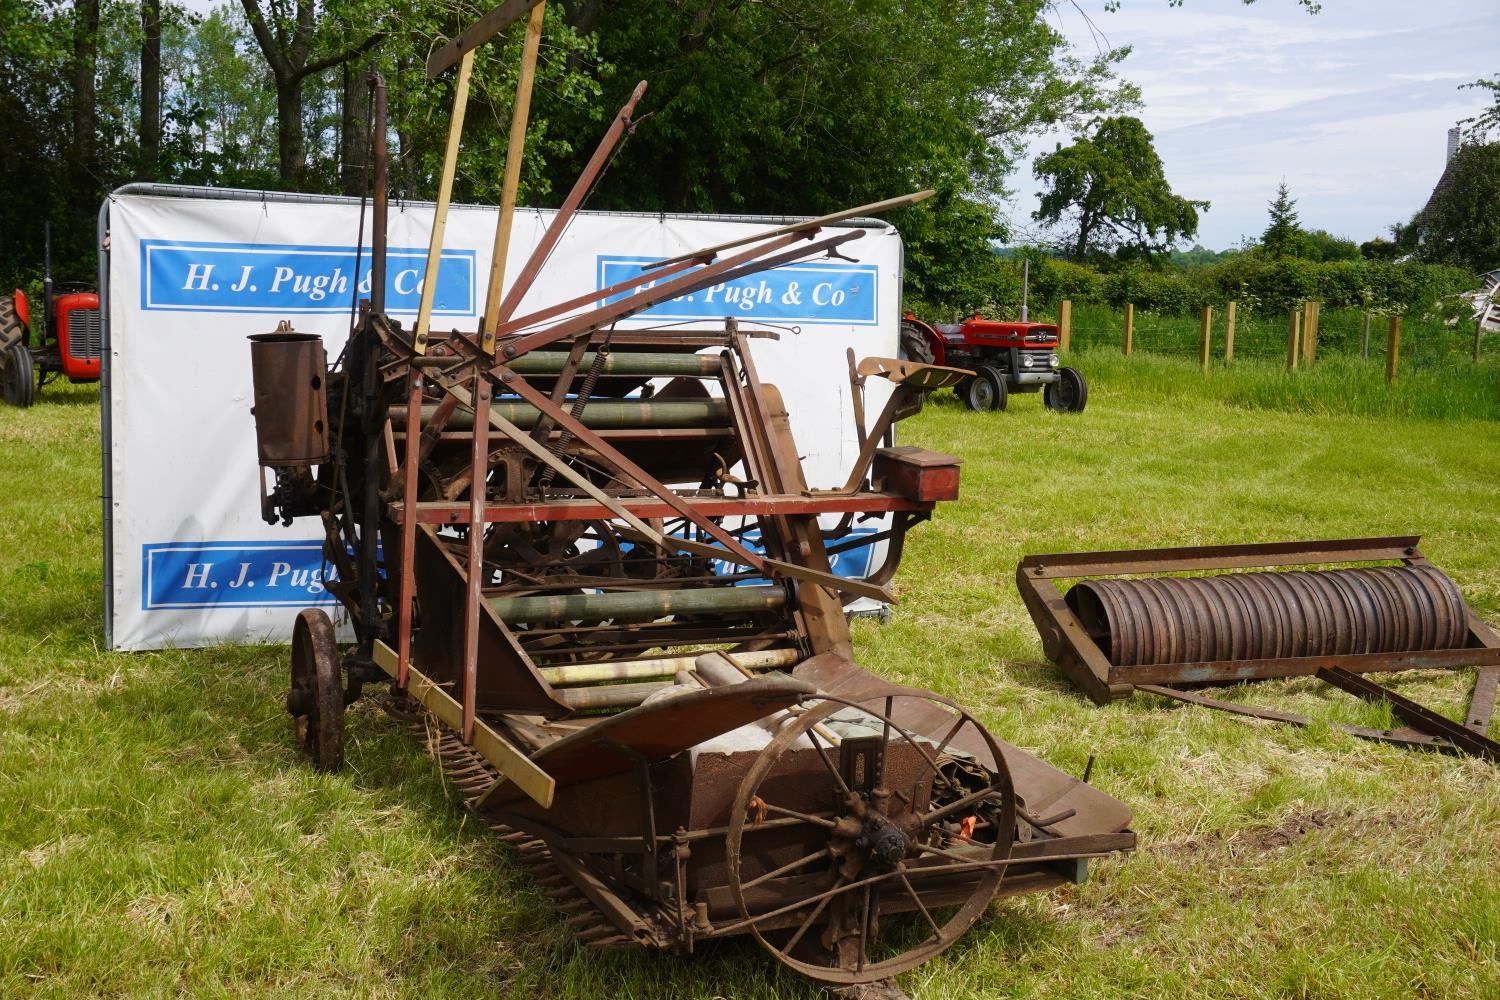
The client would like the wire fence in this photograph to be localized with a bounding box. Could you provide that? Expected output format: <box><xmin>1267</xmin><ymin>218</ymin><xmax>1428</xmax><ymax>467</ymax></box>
<box><xmin>1048</xmin><ymin>301</ymin><xmax>1500</xmax><ymax>375</ymax></box>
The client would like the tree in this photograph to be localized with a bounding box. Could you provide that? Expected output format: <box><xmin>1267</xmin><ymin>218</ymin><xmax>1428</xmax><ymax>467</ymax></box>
<box><xmin>238</xmin><ymin>0</ymin><xmax>384</xmax><ymax>187</ymax></box>
<box><xmin>140</xmin><ymin>0</ymin><xmax>161</xmax><ymax>179</ymax></box>
<box><xmin>1299</xmin><ymin>228</ymin><xmax>1358</xmax><ymax>262</ymax></box>
<box><xmin>1460</xmin><ymin>74</ymin><xmax>1498</xmax><ymax>141</ymax></box>
<box><xmin>1032</xmin><ymin>115</ymin><xmax>1206</xmax><ymax>261</ymax></box>
<box><xmin>540</xmin><ymin>0</ymin><xmax>1132</xmax><ymax>217</ymax></box>
<box><xmin>1405</xmin><ymin>141</ymin><xmax>1500</xmax><ymax>272</ymax></box>
<box><xmin>1260</xmin><ymin>180</ymin><xmax>1302</xmax><ymax>258</ymax></box>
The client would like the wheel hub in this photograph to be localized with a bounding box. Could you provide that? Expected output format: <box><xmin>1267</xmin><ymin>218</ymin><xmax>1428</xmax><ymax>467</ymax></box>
<box><xmin>830</xmin><ymin>791</ymin><xmax>922</xmax><ymax>878</ymax></box>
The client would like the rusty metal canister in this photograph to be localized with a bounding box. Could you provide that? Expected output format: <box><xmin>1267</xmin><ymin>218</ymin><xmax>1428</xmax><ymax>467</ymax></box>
<box><xmin>1065</xmin><ymin>565</ymin><xmax>1468</xmax><ymax>667</ymax></box>
<box><xmin>248</xmin><ymin>328</ymin><xmax>329</xmax><ymax>467</ymax></box>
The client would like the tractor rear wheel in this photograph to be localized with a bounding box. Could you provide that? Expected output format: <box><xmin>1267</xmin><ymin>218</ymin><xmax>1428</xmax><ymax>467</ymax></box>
<box><xmin>0</xmin><ymin>295</ymin><xmax>23</xmax><ymax>352</ymax></box>
<box><xmin>287</xmin><ymin>608</ymin><xmax>345</xmax><ymax>772</ymax></box>
<box><xmin>1</xmin><ymin>343</ymin><xmax>35</xmax><ymax>408</ymax></box>
<box><xmin>1043</xmin><ymin>367</ymin><xmax>1087</xmax><ymax>413</ymax></box>
<box><xmin>898</xmin><ymin>321</ymin><xmax>935</xmax><ymax>366</ymax></box>
<box><xmin>962</xmin><ymin>366</ymin><xmax>1007</xmax><ymax>411</ymax></box>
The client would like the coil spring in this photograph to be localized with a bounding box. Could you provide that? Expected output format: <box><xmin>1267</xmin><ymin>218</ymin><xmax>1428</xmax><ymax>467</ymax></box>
<box><xmin>1064</xmin><ymin>565</ymin><xmax>1468</xmax><ymax>667</ymax></box>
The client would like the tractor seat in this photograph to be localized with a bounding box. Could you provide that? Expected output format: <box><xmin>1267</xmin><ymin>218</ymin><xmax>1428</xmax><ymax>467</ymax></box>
<box><xmin>934</xmin><ymin>323</ymin><xmax>965</xmax><ymax>340</ymax></box>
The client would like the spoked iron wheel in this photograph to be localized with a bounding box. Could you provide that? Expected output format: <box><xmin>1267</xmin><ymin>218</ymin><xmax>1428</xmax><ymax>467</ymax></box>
<box><xmin>286</xmin><ymin>608</ymin><xmax>345</xmax><ymax>772</ymax></box>
<box><xmin>726</xmin><ymin>689</ymin><xmax>1016</xmax><ymax>986</ymax></box>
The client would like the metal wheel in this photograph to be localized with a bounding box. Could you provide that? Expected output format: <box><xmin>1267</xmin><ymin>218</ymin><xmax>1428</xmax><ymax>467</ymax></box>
<box><xmin>1</xmin><ymin>343</ymin><xmax>35</xmax><ymax>408</ymax></box>
<box><xmin>726</xmin><ymin>689</ymin><xmax>1015</xmax><ymax>985</ymax></box>
<box><xmin>1043</xmin><ymin>366</ymin><xmax>1087</xmax><ymax>413</ymax></box>
<box><xmin>961</xmin><ymin>366</ymin><xmax>1006</xmax><ymax>412</ymax></box>
<box><xmin>286</xmin><ymin>608</ymin><xmax>345</xmax><ymax>771</ymax></box>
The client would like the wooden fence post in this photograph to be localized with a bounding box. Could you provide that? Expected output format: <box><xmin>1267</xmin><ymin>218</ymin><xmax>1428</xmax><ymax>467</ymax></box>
<box><xmin>1287</xmin><ymin>308</ymin><xmax>1301</xmax><ymax>370</ymax></box>
<box><xmin>1362</xmin><ymin>311</ymin><xmax>1371</xmax><ymax>359</ymax></box>
<box><xmin>1386</xmin><ymin>315</ymin><xmax>1401</xmax><ymax>383</ymax></box>
<box><xmin>1059</xmin><ymin>299</ymin><xmax>1072</xmax><ymax>352</ymax></box>
<box><xmin>1476</xmin><ymin>316</ymin><xmax>1484</xmax><ymax>364</ymax></box>
<box><xmin>1301</xmin><ymin>300</ymin><xmax>1319</xmax><ymax>364</ymax></box>
<box><xmin>1224</xmin><ymin>301</ymin><xmax>1237</xmax><ymax>363</ymax></box>
<box><xmin>1199</xmin><ymin>306</ymin><xmax>1213</xmax><ymax>371</ymax></box>
<box><xmin>1123</xmin><ymin>303</ymin><xmax>1134</xmax><ymax>356</ymax></box>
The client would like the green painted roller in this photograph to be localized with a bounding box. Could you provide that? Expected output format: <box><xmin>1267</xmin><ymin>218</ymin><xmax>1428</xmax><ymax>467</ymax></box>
<box><xmin>488</xmin><ymin>584</ymin><xmax>785</xmax><ymax>624</ymax></box>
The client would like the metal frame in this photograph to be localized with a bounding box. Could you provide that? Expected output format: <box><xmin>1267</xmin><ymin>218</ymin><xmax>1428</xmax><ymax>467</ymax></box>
<box><xmin>1018</xmin><ymin>536</ymin><xmax>1500</xmax><ymax>759</ymax></box>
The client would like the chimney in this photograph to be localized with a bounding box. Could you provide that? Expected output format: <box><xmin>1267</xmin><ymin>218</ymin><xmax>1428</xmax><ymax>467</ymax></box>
<box><xmin>1447</xmin><ymin>126</ymin><xmax>1463</xmax><ymax>162</ymax></box>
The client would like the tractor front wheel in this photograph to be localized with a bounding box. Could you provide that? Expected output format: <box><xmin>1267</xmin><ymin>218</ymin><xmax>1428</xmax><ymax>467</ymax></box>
<box><xmin>1</xmin><ymin>343</ymin><xmax>36</xmax><ymax>408</ymax></box>
<box><xmin>962</xmin><ymin>366</ymin><xmax>1007</xmax><ymax>411</ymax></box>
<box><xmin>1044</xmin><ymin>367</ymin><xmax>1087</xmax><ymax>413</ymax></box>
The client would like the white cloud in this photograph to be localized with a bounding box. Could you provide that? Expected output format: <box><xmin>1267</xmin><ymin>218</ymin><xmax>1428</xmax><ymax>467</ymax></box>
<box><xmin>1013</xmin><ymin>1</ymin><xmax>1499</xmax><ymax>249</ymax></box>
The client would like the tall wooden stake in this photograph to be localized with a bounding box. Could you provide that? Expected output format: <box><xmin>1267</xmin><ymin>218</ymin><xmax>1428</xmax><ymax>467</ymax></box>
<box><xmin>1302</xmin><ymin>300</ymin><xmax>1319</xmax><ymax>365</ymax></box>
<box><xmin>1199</xmin><ymin>305</ymin><xmax>1213</xmax><ymax>371</ymax></box>
<box><xmin>1123</xmin><ymin>303</ymin><xmax>1134</xmax><ymax>357</ymax></box>
<box><xmin>1059</xmin><ymin>299</ymin><xmax>1072</xmax><ymax>352</ymax></box>
<box><xmin>480</xmin><ymin>2</ymin><xmax>545</xmax><ymax>355</ymax></box>
<box><xmin>413</xmin><ymin>49</ymin><xmax>476</xmax><ymax>356</ymax></box>
<box><xmin>1386</xmin><ymin>315</ymin><xmax>1401</xmax><ymax>383</ymax></box>
<box><xmin>1287</xmin><ymin>308</ymin><xmax>1300</xmax><ymax>370</ymax></box>
<box><xmin>1224</xmin><ymin>300</ymin><xmax>1237</xmax><ymax>363</ymax></box>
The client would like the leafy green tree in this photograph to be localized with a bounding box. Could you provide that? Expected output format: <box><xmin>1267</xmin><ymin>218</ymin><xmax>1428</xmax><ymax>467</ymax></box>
<box><xmin>238</xmin><ymin>0</ymin><xmax>384</xmax><ymax>187</ymax></box>
<box><xmin>1406</xmin><ymin>141</ymin><xmax>1500</xmax><ymax>272</ymax></box>
<box><xmin>1359</xmin><ymin>237</ymin><xmax>1398</xmax><ymax>261</ymax></box>
<box><xmin>1460</xmin><ymin>74</ymin><xmax>1498</xmax><ymax>141</ymax></box>
<box><xmin>1032</xmin><ymin>115</ymin><xmax>1206</xmax><ymax>262</ymax></box>
<box><xmin>540</xmin><ymin>1</ymin><xmax>1129</xmax><ymax>218</ymax></box>
<box><xmin>1260</xmin><ymin>180</ymin><xmax>1302</xmax><ymax>258</ymax></box>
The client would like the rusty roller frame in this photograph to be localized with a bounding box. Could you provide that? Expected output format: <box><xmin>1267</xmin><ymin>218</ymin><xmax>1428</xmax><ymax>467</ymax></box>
<box><xmin>1017</xmin><ymin>537</ymin><xmax>1500</xmax><ymax>760</ymax></box>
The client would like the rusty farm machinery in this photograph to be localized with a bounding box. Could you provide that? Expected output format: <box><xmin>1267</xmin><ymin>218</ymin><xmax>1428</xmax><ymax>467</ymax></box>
<box><xmin>244</xmin><ymin>5</ymin><xmax>1134</xmax><ymax>990</ymax></box>
<box><xmin>1018</xmin><ymin>537</ymin><xmax>1500</xmax><ymax>761</ymax></box>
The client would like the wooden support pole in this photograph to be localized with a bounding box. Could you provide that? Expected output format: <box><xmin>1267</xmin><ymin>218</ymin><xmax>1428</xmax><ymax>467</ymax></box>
<box><xmin>1287</xmin><ymin>307</ymin><xmax>1300</xmax><ymax>370</ymax></box>
<box><xmin>1059</xmin><ymin>299</ymin><xmax>1072</xmax><ymax>352</ymax></box>
<box><xmin>1386</xmin><ymin>315</ymin><xmax>1401</xmax><ymax>384</ymax></box>
<box><xmin>1301</xmin><ymin>300</ymin><xmax>1318</xmax><ymax>364</ymax></box>
<box><xmin>1123</xmin><ymin>302</ymin><xmax>1134</xmax><ymax>357</ymax></box>
<box><xmin>1224</xmin><ymin>301</ymin><xmax>1237</xmax><ymax>363</ymax></box>
<box><xmin>480</xmin><ymin>1</ymin><xmax>546</xmax><ymax>356</ymax></box>
<box><xmin>1362</xmin><ymin>311</ymin><xmax>1372</xmax><ymax>359</ymax></box>
<box><xmin>413</xmin><ymin>49</ymin><xmax>476</xmax><ymax>356</ymax></box>
<box><xmin>1199</xmin><ymin>305</ymin><xmax>1213</xmax><ymax>371</ymax></box>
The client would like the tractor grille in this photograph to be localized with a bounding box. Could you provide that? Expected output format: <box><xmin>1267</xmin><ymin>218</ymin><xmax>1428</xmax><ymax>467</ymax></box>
<box><xmin>69</xmin><ymin>308</ymin><xmax>102</xmax><ymax>360</ymax></box>
<box><xmin>1019</xmin><ymin>349</ymin><xmax>1054</xmax><ymax>370</ymax></box>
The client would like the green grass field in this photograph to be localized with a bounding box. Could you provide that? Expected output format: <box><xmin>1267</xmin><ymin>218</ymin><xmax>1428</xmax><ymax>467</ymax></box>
<box><xmin>2</xmin><ymin>357</ymin><xmax>1498</xmax><ymax>999</ymax></box>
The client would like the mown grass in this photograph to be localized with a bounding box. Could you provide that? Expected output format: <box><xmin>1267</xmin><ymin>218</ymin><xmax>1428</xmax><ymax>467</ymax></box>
<box><xmin>2</xmin><ymin>363</ymin><xmax>1498</xmax><ymax>998</ymax></box>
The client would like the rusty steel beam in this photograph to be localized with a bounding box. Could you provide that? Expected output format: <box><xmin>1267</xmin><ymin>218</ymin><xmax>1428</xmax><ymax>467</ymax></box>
<box><xmin>427</xmin><ymin>0</ymin><xmax>545</xmax><ymax>79</ymax></box>
<box><xmin>492</xmin><ymin>81</ymin><xmax>649</xmax><ymax>325</ymax></box>
<box><xmin>389</xmin><ymin>491</ymin><xmax>941</xmax><ymax>525</ymax></box>
<box><xmin>1317</xmin><ymin>666</ymin><xmax>1500</xmax><ymax>763</ymax></box>
<box><xmin>496</xmin><ymin>229</ymin><xmax>862</xmax><ymax>360</ymax></box>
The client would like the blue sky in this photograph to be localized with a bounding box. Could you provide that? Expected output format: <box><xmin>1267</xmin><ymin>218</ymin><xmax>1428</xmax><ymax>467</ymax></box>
<box><xmin>1004</xmin><ymin>0</ymin><xmax>1499</xmax><ymax>251</ymax></box>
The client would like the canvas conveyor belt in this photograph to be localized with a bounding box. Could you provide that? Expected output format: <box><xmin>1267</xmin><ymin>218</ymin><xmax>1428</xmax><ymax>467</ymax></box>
<box><xmin>409</xmin><ymin>712</ymin><xmax>643</xmax><ymax>950</ymax></box>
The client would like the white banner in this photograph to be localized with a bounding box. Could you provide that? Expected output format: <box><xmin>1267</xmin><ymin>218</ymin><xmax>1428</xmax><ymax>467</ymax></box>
<box><xmin>103</xmin><ymin>187</ymin><xmax>903</xmax><ymax>650</ymax></box>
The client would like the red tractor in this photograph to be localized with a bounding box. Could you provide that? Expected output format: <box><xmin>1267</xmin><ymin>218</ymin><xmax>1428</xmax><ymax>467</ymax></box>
<box><xmin>901</xmin><ymin>311</ymin><xmax>1087</xmax><ymax>413</ymax></box>
<box><xmin>0</xmin><ymin>231</ymin><xmax>102</xmax><ymax>408</ymax></box>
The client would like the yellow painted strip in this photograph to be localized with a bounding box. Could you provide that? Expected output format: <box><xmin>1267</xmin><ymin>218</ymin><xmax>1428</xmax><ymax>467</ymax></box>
<box><xmin>373</xmin><ymin>640</ymin><xmax>555</xmax><ymax>808</ymax></box>
<box><xmin>481</xmin><ymin>1</ymin><xmax>546</xmax><ymax>355</ymax></box>
<box><xmin>413</xmin><ymin>49</ymin><xmax>476</xmax><ymax>356</ymax></box>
